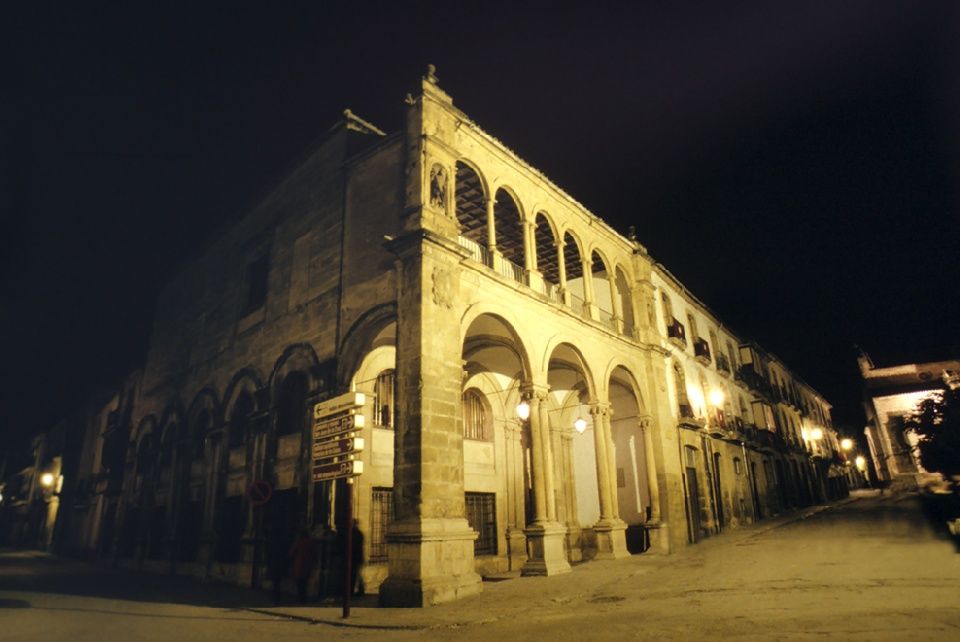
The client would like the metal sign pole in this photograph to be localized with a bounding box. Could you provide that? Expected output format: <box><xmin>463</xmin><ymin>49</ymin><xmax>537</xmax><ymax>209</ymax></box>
<box><xmin>343</xmin><ymin>477</ymin><xmax>353</xmax><ymax>619</ymax></box>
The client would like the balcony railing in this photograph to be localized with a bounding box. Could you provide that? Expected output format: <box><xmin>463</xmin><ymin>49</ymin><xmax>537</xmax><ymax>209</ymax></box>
<box><xmin>667</xmin><ymin>318</ymin><xmax>686</xmax><ymax>346</ymax></box>
<box><xmin>458</xmin><ymin>235</ymin><xmax>492</xmax><ymax>268</ymax></box>
<box><xmin>541</xmin><ymin>280</ymin><xmax>563</xmax><ymax>303</ymax></box>
<box><xmin>498</xmin><ymin>255</ymin><xmax>527</xmax><ymax>284</ymax></box>
<box><xmin>694</xmin><ymin>337</ymin><xmax>711</xmax><ymax>363</ymax></box>
<box><xmin>598</xmin><ymin>307</ymin><xmax>617</xmax><ymax>331</ymax></box>
<box><xmin>569</xmin><ymin>292</ymin><xmax>588</xmax><ymax>318</ymax></box>
<box><xmin>716</xmin><ymin>353</ymin><xmax>731</xmax><ymax>375</ymax></box>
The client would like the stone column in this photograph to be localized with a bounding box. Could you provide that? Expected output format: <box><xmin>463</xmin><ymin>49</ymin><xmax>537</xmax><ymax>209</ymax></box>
<box><xmin>485</xmin><ymin>198</ymin><xmax>497</xmax><ymax>254</ymax></box>
<box><xmin>557</xmin><ymin>240</ymin><xmax>569</xmax><ymax>305</ymax></box>
<box><xmin>591</xmin><ymin>404</ymin><xmax>629</xmax><ymax>559</ymax></box>
<box><xmin>379</xmin><ymin>231</ymin><xmax>481</xmax><ymax>607</ymax></box>
<box><xmin>640</xmin><ymin>417</ymin><xmax>661</xmax><ymax>522</ymax></box>
<box><xmin>503</xmin><ymin>421</ymin><xmax>527</xmax><ymax>571</ymax></box>
<box><xmin>610</xmin><ymin>277</ymin><xmax>625</xmax><ymax>334</ymax></box>
<box><xmin>521</xmin><ymin>384</ymin><xmax>571</xmax><ymax>576</ymax></box>
<box><xmin>582</xmin><ymin>259</ymin><xmax>599</xmax><ymax>320</ymax></box>
<box><xmin>526</xmin><ymin>221</ymin><xmax>543</xmax><ymax>291</ymax></box>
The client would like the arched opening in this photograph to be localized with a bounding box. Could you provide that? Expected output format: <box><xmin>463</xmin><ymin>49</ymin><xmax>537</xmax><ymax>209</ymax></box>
<box><xmin>608</xmin><ymin>366</ymin><xmax>650</xmax><ymax>553</ymax></box>
<box><xmin>546</xmin><ymin>343</ymin><xmax>594</xmax><ymax>560</ymax></box>
<box><xmin>217</xmin><ymin>392</ymin><xmax>254</xmax><ymax>564</ymax></box>
<box><xmin>494</xmin><ymin>188</ymin><xmax>525</xmax><ymax>282</ymax></box>
<box><xmin>534</xmin><ymin>213</ymin><xmax>561</xmax><ymax>301</ymax></box>
<box><xmin>462</xmin><ymin>313</ymin><xmax>530</xmax><ymax>567</ymax></box>
<box><xmin>562</xmin><ymin>232</ymin><xmax>586</xmax><ymax>315</ymax></box>
<box><xmin>590</xmin><ymin>251</ymin><xmax>615</xmax><ymax>328</ymax></box>
<box><xmin>178</xmin><ymin>408</ymin><xmax>212</xmax><ymax>563</ymax></box>
<box><xmin>148</xmin><ymin>422</ymin><xmax>177</xmax><ymax>560</ymax></box>
<box><xmin>455</xmin><ymin>162</ymin><xmax>489</xmax><ymax>265</ymax></box>
<box><xmin>346</xmin><ymin>321</ymin><xmax>397</xmax><ymax>586</ymax></box>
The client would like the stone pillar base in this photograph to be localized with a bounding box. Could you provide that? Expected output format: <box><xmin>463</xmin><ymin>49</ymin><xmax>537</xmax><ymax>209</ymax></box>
<box><xmin>506</xmin><ymin>527</ymin><xmax>528</xmax><ymax>571</ymax></box>
<box><xmin>379</xmin><ymin>518</ymin><xmax>482</xmax><ymax>607</ymax></box>
<box><xmin>522</xmin><ymin>521</ymin><xmax>572</xmax><ymax>576</ymax></box>
<box><xmin>644</xmin><ymin>522</ymin><xmax>670</xmax><ymax>555</ymax></box>
<box><xmin>593</xmin><ymin>519</ymin><xmax>630</xmax><ymax>559</ymax></box>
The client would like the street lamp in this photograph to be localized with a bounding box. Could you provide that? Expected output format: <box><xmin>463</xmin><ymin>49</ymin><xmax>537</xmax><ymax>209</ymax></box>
<box><xmin>515</xmin><ymin>401</ymin><xmax>530</xmax><ymax>421</ymax></box>
<box><xmin>574</xmin><ymin>416</ymin><xmax>588</xmax><ymax>434</ymax></box>
<box><xmin>840</xmin><ymin>438</ymin><xmax>853</xmax><ymax>451</ymax></box>
<box><xmin>708</xmin><ymin>389</ymin><xmax>725</xmax><ymax>407</ymax></box>
<box><xmin>808</xmin><ymin>427</ymin><xmax>823</xmax><ymax>441</ymax></box>
<box><xmin>855</xmin><ymin>455</ymin><xmax>866</xmax><ymax>472</ymax></box>
<box><xmin>40</xmin><ymin>472</ymin><xmax>55</xmax><ymax>488</ymax></box>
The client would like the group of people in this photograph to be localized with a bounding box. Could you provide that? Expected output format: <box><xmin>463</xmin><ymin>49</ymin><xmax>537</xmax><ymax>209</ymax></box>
<box><xmin>271</xmin><ymin>521</ymin><xmax>365</xmax><ymax>604</ymax></box>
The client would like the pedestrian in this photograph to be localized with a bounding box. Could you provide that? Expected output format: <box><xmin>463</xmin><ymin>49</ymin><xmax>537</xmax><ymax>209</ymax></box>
<box><xmin>351</xmin><ymin>521</ymin><xmax>365</xmax><ymax>597</ymax></box>
<box><xmin>288</xmin><ymin>527</ymin><xmax>318</xmax><ymax>603</ymax></box>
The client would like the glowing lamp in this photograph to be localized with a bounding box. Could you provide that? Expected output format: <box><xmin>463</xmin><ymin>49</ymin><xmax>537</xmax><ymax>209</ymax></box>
<box><xmin>40</xmin><ymin>472</ymin><xmax>55</xmax><ymax>488</ymax></box>
<box><xmin>516</xmin><ymin>401</ymin><xmax>531</xmax><ymax>421</ymax></box>
<box><xmin>574</xmin><ymin>417</ymin><xmax>588</xmax><ymax>434</ymax></box>
<box><xmin>840</xmin><ymin>438</ymin><xmax>853</xmax><ymax>451</ymax></box>
<box><xmin>855</xmin><ymin>455</ymin><xmax>866</xmax><ymax>471</ymax></box>
<box><xmin>708</xmin><ymin>389</ymin><xmax>725</xmax><ymax>407</ymax></box>
<box><xmin>809</xmin><ymin>427</ymin><xmax>824</xmax><ymax>441</ymax></box>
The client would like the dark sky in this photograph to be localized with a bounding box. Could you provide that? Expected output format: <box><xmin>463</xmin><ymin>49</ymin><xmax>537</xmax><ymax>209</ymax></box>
<box><xmin>4</xmin><ymin>1</ymin><xmax>959</xmax><ymax>462</ymax></box>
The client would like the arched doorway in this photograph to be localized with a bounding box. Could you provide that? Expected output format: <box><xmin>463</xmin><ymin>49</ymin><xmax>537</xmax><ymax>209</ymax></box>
<box><xmin>462</xmin><ymin>312</ymin><xmax>530</xmax><ymax>571</ymax></box>
<box><xmin>608</xmin><ymin>366</ymin><xmax>651</xmax><ymax>553</ymax></box>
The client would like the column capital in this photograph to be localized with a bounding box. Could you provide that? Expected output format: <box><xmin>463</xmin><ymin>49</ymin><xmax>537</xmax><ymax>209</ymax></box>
<box><xmin>637</xmin><ymin>413</ymin><xmax>654</xmax><ymax>429</ymax></box>
<box><xmin>520</xmin><ymin>382</ymin><xmax>550</xmax><ymax>402</ymax></box>
<box><xmin>589</xmin><ymin>401</ymin><xmax>611</xmax><ymax>417</ymax></box>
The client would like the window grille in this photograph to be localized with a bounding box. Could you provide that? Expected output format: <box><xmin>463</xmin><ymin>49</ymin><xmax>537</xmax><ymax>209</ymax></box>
<box><xmin>373</xmin><ymin>370</ymin><xmax>395</xmax><ymax>428</ymax></box>
<box><xmin>465</xmin><ymin>492</ymin><xmax>497</xmax><ymax>556</ymax></box>
<box><xmin>463</xmin><ymin>390</ymin><xmax>490</xmax><ymax>441</ymax></box>
<box><xmin>369</xmin><ymin>487</ymin><xmax>393</xmax><ymax>562</ymax></box>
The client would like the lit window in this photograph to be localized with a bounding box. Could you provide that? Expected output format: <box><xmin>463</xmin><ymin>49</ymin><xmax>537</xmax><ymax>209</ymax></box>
<box><xmin>373</xmin><ymin>370</ymin><xmax>395</xmax><ymax>428</ymax></box>
<box><xmin>463</xmin><ymin>389</ymin><xmax>490</xmax><ymax>441</ymax></box>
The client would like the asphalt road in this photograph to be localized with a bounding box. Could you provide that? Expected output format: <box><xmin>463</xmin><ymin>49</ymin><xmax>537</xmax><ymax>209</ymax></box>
<box><xmin>2</xmin><ymin>491</ymin><xmax>958</xmax><ymax>641</ymax></box>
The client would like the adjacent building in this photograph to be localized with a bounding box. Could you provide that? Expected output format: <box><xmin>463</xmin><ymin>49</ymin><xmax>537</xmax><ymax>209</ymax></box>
<box><xmin>859</xmin><ymin>351</ymin><xmax>958</xmax><ymax>490</ymax></box>
<box><xmin>3</xmin><ymin>68</ymin><xmax>846</xmax><ymax>606</ymax></box>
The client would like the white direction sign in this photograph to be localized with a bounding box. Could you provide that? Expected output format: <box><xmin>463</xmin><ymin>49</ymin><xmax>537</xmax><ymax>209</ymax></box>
<box><xmin>313</xmin><ymin>391</ymin><xmax>365</xmax><ymax>420</ymax></box>
<box><xmin>312</xmin><ymin>459</ymin><xmax>364</xmax><ymax>482</ymax></box>
<box><xmin>312</xmin><ymin>436</ymin><xmax>364</xmax><ymax>461</ymax></box>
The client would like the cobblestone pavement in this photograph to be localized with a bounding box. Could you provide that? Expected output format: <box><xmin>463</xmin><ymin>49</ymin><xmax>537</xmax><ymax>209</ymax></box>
<box><xmin>2</xmin><ymin>491</ymin><xmax>958</xmax><ymax>641</ymax></box>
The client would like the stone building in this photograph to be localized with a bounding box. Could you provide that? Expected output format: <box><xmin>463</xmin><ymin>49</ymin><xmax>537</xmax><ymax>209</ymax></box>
<box><xmin>859</xmin><ymin>351</ymin><xmax>958</xmax><ymax>490</ymax></box>
<box><xmin>50</xmin><ymin>68</ymin><xmax>844</xmax><ymax>606</ymax></box>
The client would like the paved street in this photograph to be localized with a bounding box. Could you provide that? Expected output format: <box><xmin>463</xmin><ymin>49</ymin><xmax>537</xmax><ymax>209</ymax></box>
<box><xmin>2</xmin><ymin>491</ymin><xmax>958</xmax><ymax>641</ymax></box>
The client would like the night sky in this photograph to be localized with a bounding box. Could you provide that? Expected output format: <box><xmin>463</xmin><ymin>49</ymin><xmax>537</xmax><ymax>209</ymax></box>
<box><xmin>4</xmin><ymin>2</ymin><xmax>959</xmax><ymax>463</ymax></box>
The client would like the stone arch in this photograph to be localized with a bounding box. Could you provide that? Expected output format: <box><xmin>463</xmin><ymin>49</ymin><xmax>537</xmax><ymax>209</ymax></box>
<box><xmin>269</xmin><ymin>343</ymin><xmax>323</xmax><ymax>401</ymax></box>
<box><xmin>533</xmin><ymin>211</ymin><xmax>560</xmax><ymax>296</ymax></box>
<box><xmin>589</xmin><ymin>248</ymin><xmax>616</xmax><ymax>324</ymax></box>
<box><xmin>455</xmin><ymin>160</ymin><xmax>490</xmax><ymax>248</ymax></box>
<box><xmin>337</xmin><ymin>303</ymin><xmax>398</xmax><ymax>388</ymax></box>
<box><xmin>460</xmin><ymin>304</ymin><xmax>534</xmax><ymax>383</ymax></box>
<box><xmin>540</xmin><ymin>336</ymin><xmax>598</xmax><ymax>399</ymax></box>
<box><xmin>607</xmin><ymin>364</ymin><xmax>653</xmax><ymax>544</ymax></box>
<box><xmin>222</xmin><ymin>370</ymin><xmax>263</xmax><ymax>422</ymax></box>
<box><xmin>561</xmin><ymin>230</ymin><xmax>586</xmax><ymax>312</ymax></box>
<box><xmin>493</xmin><ymin>186</ymin><xmax>525</xmax><ymax>272</ymax></box>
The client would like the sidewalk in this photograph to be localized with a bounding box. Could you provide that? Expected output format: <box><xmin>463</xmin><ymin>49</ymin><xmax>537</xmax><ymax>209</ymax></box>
<box><xmin>252</xmin><ymin>499</ymin><xmax>849</xmax><ymax>630</ymax></box>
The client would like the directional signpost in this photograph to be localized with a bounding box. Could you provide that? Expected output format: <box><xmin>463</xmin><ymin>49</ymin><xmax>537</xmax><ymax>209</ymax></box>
<box><xmin>312</xmin><ymin>391</ymin><xmax>366</xmax><ymax>618</ymax></box>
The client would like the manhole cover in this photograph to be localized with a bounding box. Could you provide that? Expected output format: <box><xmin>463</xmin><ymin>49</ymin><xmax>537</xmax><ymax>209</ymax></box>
<box><xmin>588</xmin><ymin>595</ymin><xmax>625</xmax><ymax>604</ymax></box>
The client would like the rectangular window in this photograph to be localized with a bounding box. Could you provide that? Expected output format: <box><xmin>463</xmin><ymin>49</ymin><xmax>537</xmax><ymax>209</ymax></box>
<box><xmin>463</xmin><ymin>390</ymin><xmax>489</xmax><ymax>441</ymax></box>
<box><xmin>374</xmin><ymin>370</ymin><xmax>395</xmax><ymax>428</ymax></box>
<box><xmin>369</xmin><ymin>487</ymin><xmax>393</xmax><ymax>562</ymax></box>
<box><xmin>465</xmin><ymin>492</ymin><xmax>497</xmax><ymax>556</ymax></box>
<box><xmin>243</xmin><ymin>253</ymin><xmax>269</xmax><ymax>314</ymax></box>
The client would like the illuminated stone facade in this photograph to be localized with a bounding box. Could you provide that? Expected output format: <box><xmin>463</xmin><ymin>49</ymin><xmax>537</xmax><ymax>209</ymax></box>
<box><xmin>58</xmin><ymin>69</ymin><xmax>845</xmax><ymax>606</ymax></box>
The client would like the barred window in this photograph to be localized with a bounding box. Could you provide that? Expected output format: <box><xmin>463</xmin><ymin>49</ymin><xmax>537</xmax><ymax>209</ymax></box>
<box><xmin>465</xmin><ymin>492</ymin><xmax>497</xmax><ymax>556</ymax></box>
<box><xmin>462</xmin><ymin>389</ymin><xmax>490</xmax><ymax>441</ymax></box>
<box><xmin>369</xmin><ymin>487</ymin><xmax>393</xmax><ymax>562</ymax></box>
<box><xmin>373</xmin><ymin>370</ymin><xmax>395</xmax><ymax>428</ymax></box>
